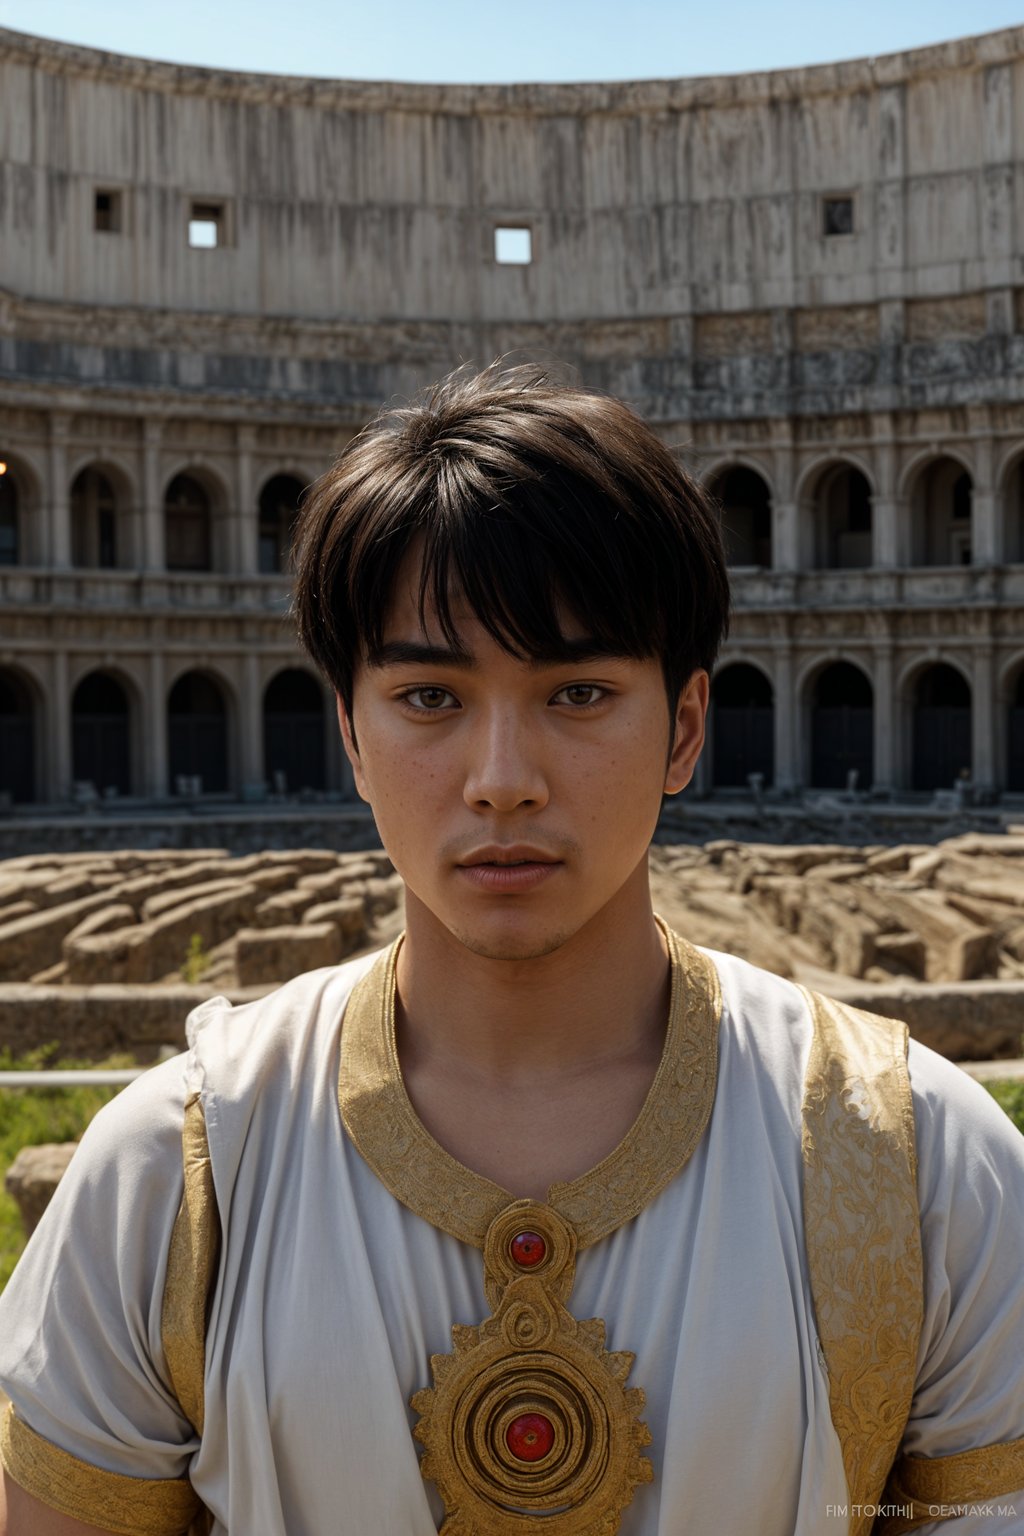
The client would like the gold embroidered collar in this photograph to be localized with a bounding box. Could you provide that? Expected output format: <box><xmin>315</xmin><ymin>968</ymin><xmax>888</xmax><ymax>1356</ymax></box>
<box><xmin>338</xmin><ymin>916</ymin><xmax>722</xmax><ymax>1534</ymax></box>
<box><xmin>337</xmin><ymin>916</ymin><xmax>722</xmax><ymax>1251</ymax></box>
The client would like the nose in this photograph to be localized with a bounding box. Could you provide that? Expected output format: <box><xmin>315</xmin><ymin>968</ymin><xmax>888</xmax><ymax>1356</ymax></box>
<box><xmin>462</xmin><ymin>704</ymin><xmax>550</xmax><ymax>813</ymax></box>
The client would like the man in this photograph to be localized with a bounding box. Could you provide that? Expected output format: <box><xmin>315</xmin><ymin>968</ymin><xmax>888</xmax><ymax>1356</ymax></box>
<box><xmin>1</xmin><ymin>364</ymin><xmax>1022</xmax><ymax>1536</ymax></box>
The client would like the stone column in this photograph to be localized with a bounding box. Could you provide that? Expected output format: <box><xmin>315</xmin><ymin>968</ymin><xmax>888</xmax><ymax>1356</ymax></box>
<box><xmin>49</xmin><ymin>414</ymin><xmax>71</xmax><ymax>569</ymax></box>
<box><xmin>142</xmin><ymin>420</ymin><xmax>165</xmax><ymax>571</ymax></box>
<box><xmin>772</xmin><ymin>429</ymin><xmax>800</xmax><ymax>572</ymax></box>
<box><xmin>241</xmin><ymin>650</ymin><xmax>263</xmax><ymax>787</ymax></box>
<box><xmin>871</xmin><ymin>424</ymin><xmax>901</xmax><ymax>568</ymax></box>
<box><xmin>774</xmin><ymin>644</ymin><xmax>798</xmax><ymax>792</ymax></box>
<box><xmin>50</xmin><ymin>650</ymin><xmax>71</xmax><ymax>803</ymax></box>
<box><xmin>872</xmin><ymin>644</ymin><xmax>896</xmax><ymax>793</ymax></box>
<box><xmin>971</xmin><ymin>432</ymin><xmax>1000</xmax><ymax>566</ymax></box>
<box><xmin>973</xmin><ymin>644</ymin><xmax>995</xmax><ymax>792</ymax></box>
<box><xmin>236</xmin><ymin>425</ymin><xmax>259</xmax><ymax>576</ymax></box>
<box><xmin>147</xmin><ymin>649</ymin><xmax>168</xmax><ymax>799</ymax></box>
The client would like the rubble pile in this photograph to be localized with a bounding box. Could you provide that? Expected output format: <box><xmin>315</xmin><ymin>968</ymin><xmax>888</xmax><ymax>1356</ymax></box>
<box><xmin>649</xmin><ymin>833</ymin><xmax>1024</xmax><ymax>984</ymax></box>
<box><xmin>0</xmin><ymin>848</ymin><xmax>404</xmax><ymax>988</ymax></box>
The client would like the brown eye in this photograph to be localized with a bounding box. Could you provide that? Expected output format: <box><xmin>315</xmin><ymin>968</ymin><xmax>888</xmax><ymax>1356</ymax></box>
<box><xmin>556</xmin><ymin>685</ymin><xmax>604</xmax><ymax>707</ymax></box>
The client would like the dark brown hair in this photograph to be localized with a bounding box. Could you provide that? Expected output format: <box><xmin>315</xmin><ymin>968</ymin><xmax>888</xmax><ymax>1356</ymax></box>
<box><xmin>291</xmin><ymin>362</ymin><xmax>729</xmax><ymax>739</ymax></box>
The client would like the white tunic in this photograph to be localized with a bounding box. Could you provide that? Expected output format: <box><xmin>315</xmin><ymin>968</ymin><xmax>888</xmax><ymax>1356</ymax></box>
<box><xmin>1</xmin><ymin>939</ymin><xmax>1022</xmax><ymax>1534</ymax></box>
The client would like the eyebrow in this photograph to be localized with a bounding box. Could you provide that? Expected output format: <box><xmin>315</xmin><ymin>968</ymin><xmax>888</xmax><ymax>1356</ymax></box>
<box><xmin>366</xmin><ymin>639</ymin><xmax>634</xmax><ymax>671</ymax></box>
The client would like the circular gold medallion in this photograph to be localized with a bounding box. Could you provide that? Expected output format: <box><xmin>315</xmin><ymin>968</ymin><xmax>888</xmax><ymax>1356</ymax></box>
<box><xmin>411</xmin><ymin>1202</ymin><xmax>653</xmax><ymax>1535</ymax></box>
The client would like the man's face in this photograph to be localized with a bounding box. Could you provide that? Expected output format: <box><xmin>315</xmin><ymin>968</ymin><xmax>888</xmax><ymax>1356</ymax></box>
<box><xmin>339</xmin><ymin>555</ymin><xmax>708</xmax><ymax>961</ymax></box>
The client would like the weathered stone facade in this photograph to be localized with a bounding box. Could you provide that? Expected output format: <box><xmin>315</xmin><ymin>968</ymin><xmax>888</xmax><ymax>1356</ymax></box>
<box><xmin>2</xmin><ymin>24</ymin><xmax>1024</xmax><ymax>805</ymax></box>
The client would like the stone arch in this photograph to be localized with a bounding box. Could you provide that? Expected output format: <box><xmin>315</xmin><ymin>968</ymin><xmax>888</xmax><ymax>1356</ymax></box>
<box><xmin>70</xmin><ymin>460</ymin><xmax>136</xmax><ymax>570</ymax></box>
<box><xmin>803</xmin><ymin>658</ymin><xmax>874</xmax><ymax>790</ymax></box>
<box><xmin>163</xmin><ymin>464</ymin><xmax>231</xmax><ymax>573</ymax></box>
<box><xmin>905</xmin><ymin>455</ymin><xmax>973</xmax><ymax>567</ymax></box>
<box><xmin>263</xmin><ymin>666</ymin><xmax>327</xmax><ymax>791</ymax></box>
<box><xmin>0</xmin><ymin>664</ymin><xmax>43</xmax><ymax>803</ymax></box>
<box><xmin>706</xmin><ymin>463</ymin><xmax>773</xmax><ymax>568</ymax></box>
<box><xmin>167</xmin><ymin>667</ymin><xmax>235</xmax><ymax>794</ymax></box>
<box><xmin>257</xmin><ymin>471</ymin><xmax>307</xmax><ymax>576</ymax></box>
<box><xmin>801</xmin><ymin>460</ymin><xmax>874</xmax><ymax>570</ymax></box>
<box><xmin>996</xmin><ymin>446</ymin><xmax>1024</xmax><ymax>564</ymax></box>
<box><xmin>71</xmin><ymin>668</ymin><xmax>136</xmax><ymax>796</ymax></box>
<box><xmin>903</xmin><ymin>660</ymin><xmax>973</xmax><ymax>792</ymax></box>
<box><xmin>0</xmin><ymin>451</ymin><xmax>45</xmax><ymax>566</ymax></box>
<box><xmin>1002</xmin><ymin>654</ymin><xmax>1024</xmax><ymax>792</ymax></box>
<box><xmin>710</xmin><ymin>661</ymin><xmax>774</xmax><ymax>788</ymax></box>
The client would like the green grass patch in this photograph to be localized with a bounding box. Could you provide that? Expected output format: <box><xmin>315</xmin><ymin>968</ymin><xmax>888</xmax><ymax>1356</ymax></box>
<box><xmin>0</xmin><ymin>1045</ymin><xmax>132</xmax><ymax>1291</ymax></box>
<box><xmin>983</xmin><ymin>1078</ymin><xmax>1024</xmax><ymax>1135</ymax></box>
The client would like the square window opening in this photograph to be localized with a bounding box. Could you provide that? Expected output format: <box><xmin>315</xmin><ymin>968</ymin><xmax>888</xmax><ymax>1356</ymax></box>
<box><xmin>94</xmin><ymin>189</ymin><xmax>122</xmax><ymax>234</ymax></box>
<box><xmin>189</xmin><ymin>201</ymin><xmax>226</xmax><ymax>249</ymax></box>
<box><xmin>494</xmin><ymin>226</ymin><xmax>532</xmax><ymax>265</ymax></box>
<box><xmin>823</xmin><ymin>196</ymin><xmax>854</xmax><ymax>238</ymax></box>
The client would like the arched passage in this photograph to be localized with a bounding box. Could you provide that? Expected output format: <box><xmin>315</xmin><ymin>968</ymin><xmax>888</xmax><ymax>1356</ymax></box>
<box><xmin>912</xmin><ymin>664</ymin><xmax>972</xmax><ymax>791</ymax></box>
<box><xmin>1008</xmin><ymin>666</ymin><xmax>1024</xmax><ymax>791</ymax></box>
<box><xmin>71</xmin><ymin>467</ymin><xmax>120</xmax><ymax>569</ymax></box>
<box><xmin>0</xmin><ymin>463</ymin><xmax>20</xmax><ymax>565</ymax></box>
<box><xmin>263</xmin><ymin>669</ymin><xmax>325</xmax><ymax>791</ymax></box>
<box><xmin>1003</xmin><ymin>457</ymin><xmax>1024</xmax><ymax>564</ymax></box>
<box><xmin>165</xmin><ymin>474</ymin><xmax>213</xmax><ymax>572</ymax></box>
<box><xmin>813</xmin><ymin>465</ymin><xmax>872</xmax><ymax>569</ymax></box>
<box><xmin>708</xmin><ymin>466</ymin><xmax>772</xmax><ymax>568</ymax></box>
<box><xmin>72</xmin><ymin>672</ymin><xmax>132</xmax><ymax>795</ymax></box>
<box><xmin>810</xmin><ymin>662</ymin><xmax>873</xmax><ymax>789</ymax></box>
<box><xmin>0</xmin><ymin>669</ymin><xmax>36</xmax><ymax>802</ymax></box>
<box><xmin>168</xmin><ymin>672</ymin><xmax>228</xmax><ymax>793</ymax></box>
<box><xmin>910</xmin><ymin>459</ymin><xmax>973</xmax><ymax>567</ymax></box>
<box><xmin>711</xmin><ymin>664</ymin><xmax>774</xmax><ymax>788</ymax></box>
<box><xmin>259</xmin><ymin>475</ymin><xmax>305</xmax><ymax>575</ymax></box>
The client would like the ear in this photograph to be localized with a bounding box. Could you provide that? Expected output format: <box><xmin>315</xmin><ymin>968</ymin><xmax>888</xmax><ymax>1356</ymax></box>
<box><xmin>663</xmin><ymin>669</ymin><xmax>709</xmax><ymax>796</ymax></box>
<box><xmin>336</xmin><ymin>692</ymin><xmax>371</xmax><ymax>804</ymax></box>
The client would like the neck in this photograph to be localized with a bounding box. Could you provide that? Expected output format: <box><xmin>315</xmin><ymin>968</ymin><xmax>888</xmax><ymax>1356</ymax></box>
<box><xmin>394</xmin><ymin>864</ymin><xmax>671</xmax><ymax>1089</ymax></box>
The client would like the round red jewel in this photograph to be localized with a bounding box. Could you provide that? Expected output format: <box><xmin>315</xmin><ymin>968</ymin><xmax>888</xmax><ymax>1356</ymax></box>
<box><xmin>509</xmin><ymin>1231</ymin><xmax>546</xmax><ymax>1268</ymax></box>
<box><xmin>506</xmin><ymin>1412</ymin><xmax>554</xmax><ymax>1462</ymax></box>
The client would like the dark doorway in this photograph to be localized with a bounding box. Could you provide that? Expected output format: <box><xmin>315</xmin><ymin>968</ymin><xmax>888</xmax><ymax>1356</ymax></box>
<box><xmin>0</xmin><ymin>670</ymin><xmax>35</xmax><ymax>802</ymax></box>
<box><xmin>264</xmin><ymin>670</ymin><xmax>325</xmax><ymax>791</ymax></box>
<box><xmin>0</xmin><ymin>470</ymin><xmax>18</xmax><ymax>566</ymax></box>
<box><xmin>912</xmin><ymin>665</ymin><xmax>972</xmax><ymax>791</ymax></box>
<box><xmin>259</xmin><ymin>475</ymin><xmax>305</xmax><ymax>575</ymax></box>
<box><xmin>72</xmin><ymin>673</ymin><xmax>131</xmax><ymax>795</ymax></box>
<box><xmin>810</xmin><ymin>662</ymin><xmax>874</xmax><ymax>789</ymax></box>
<box><xmin>712</xmin><ymin>665</ymin><xmax>774</xmax><ymax>788</ymax></box>
<box><xmin>709</xmin><ymin>467</ymin><xmax>772</xmax><ymax>568</ymax></box>
<box><xmin>1008</xmin><ymin>669</ymin><xmax>1024</xmax><ymax>792</ymax></box>
<box><xmin>165</xmin><ymin>475</ymin><xmax>212</xmax><ymax>572</ymax></box>
<box><xmin>168</xmin><ymin>672</ymin><xmax>228</xmax><ymax>792</ymax></box>
<box><xmin>816</xmin><ymin>466</ymin><xmax>872</xmax><ymax>569</ymax></box>
<box><xmin>71</xmin><ymin>468</ymin><xmax>119</xmax><ymax>568</ymax></box>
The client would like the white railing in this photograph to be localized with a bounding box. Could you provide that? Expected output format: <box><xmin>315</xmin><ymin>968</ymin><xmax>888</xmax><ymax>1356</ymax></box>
<box><xmin>0</xmin><ymin>1069</ymin><xmax>146</xmax><ymax>1087</ymax></box>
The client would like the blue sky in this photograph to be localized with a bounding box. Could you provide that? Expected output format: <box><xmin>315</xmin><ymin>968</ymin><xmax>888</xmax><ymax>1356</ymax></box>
<box><xmin>1</xmin><ymin>0</ymin><xmax>1022</xmax><ymax>83</ymax></box>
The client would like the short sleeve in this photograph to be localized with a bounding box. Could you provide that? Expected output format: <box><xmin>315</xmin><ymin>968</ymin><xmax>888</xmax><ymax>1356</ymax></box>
<box><xmin>0</xmin><ymin>1053</ymin><xmax>204</xmax><ymax>1534</ymax></box>
<box><xmin>881</xmin><ymin>1044</ymin><xmax>1024</xmax><ymax>1535</ymax></box>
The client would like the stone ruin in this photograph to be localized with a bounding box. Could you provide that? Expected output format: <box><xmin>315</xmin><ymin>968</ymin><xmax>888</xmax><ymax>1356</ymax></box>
<box><xmin>0</xmin><ymin>846</ymin><xmax>403</xmax><ymax>989</ymax></box>
<box><xmin>3</xmin><ymin>835</ymin><xmax>1023</xmax><ymax>1241</ymax></box>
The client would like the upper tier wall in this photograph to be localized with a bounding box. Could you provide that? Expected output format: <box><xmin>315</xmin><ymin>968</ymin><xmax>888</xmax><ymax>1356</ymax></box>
<box><xmin>2</xmin><ymin>24</ymin><xmax>1023</xmax><ymax>323</ymax></box>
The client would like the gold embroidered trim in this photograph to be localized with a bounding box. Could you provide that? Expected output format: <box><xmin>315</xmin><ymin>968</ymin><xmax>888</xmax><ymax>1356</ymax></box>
<box><xmin>412</xmin><ymin>1200</ymin><xmax>653</xmax><ymax>1534</ymax></box>
<box><xmin>0</xmin><ymin>1402</ymin><xmax>200</xmax><ymax>1536</ymax></box>
<box><xmin>799</xmin><ymin>988</ymin><xmax>923</xmax><ymax>1536</ymax></box>
<box><xmin>874</xmin><ymin>1438</ymin><xmax>1024</xmax><ymax>1533</ymax></box>
<box><xmin>160</xmin><ymin>1089</ymin><xmax>220</xmax><ymax>1438</ymax></box>
<box><xmin>338</xmin><ymin>917</ymin><xmax>722</xmax><ymax>1250</ymax></box>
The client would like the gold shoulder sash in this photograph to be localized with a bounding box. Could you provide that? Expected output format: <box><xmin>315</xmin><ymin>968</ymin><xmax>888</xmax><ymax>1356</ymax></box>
<box><xmin>799</xmin><ymin>988</ymin><xmax>923</xmax><ymax>1536</ymax></box>
<box><xmin>161</xmin><ymin>1088</ymin><xmax>220</xmax><ymax>1536</ymax></box>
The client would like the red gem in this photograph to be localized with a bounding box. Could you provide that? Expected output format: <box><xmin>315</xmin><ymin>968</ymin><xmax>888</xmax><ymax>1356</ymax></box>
<box><xmin>506</xmin><ymin>1412</ymin><xmax>554</xmax><ymax>1462</ymax></box>
<box><xmin>509</xmin><ymin>1231</ymin><xmax>546</xmax><ymax>1268</ymax></box>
